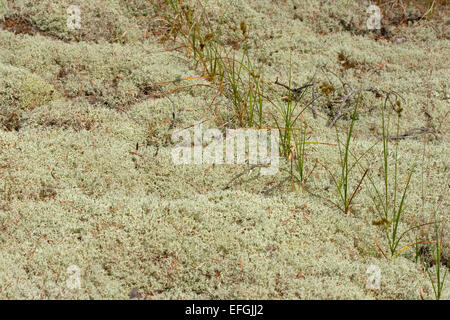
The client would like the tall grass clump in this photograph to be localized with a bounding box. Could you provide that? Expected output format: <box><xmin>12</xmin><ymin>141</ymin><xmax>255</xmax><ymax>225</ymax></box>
<box><xmin>158</xmin><ymin>0</ymin><xmax>266</xmax><ymax>128</ymax></box>
<box><xmin>322</xmin><ymin>91</ymin><xmax>368</xmax><ymax>215</ymax></box>
<box><xmin>414</xmin><ymin>138</ymin><xmax>448</xmax><ymax>300</ymax></box>
<box><xmin>365</xmin><ymin>94</ymin><xmax>420</xmax><ymax>258</ymax></box>
<box><xmin>270</xmin><ymin>52</ymin><xmax>313</xmax><ymax>186</ymax></box>
<box><xmin>273</xmin><ymin>53</ymin><xmax>298</xmax><ymax>158</ymax></box>
<box><xmin>422</xmin><ymin>209</ymin><xmax>448</xmax><ymax>300</ymax></box>
<box><xmin>222</xmin><ymin>43</ymin><xmax>265</xmax><ymax>128</ymax></box>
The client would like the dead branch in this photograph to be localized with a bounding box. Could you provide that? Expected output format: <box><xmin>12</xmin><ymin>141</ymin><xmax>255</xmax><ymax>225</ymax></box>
<box><xmin>327</xmin><ymin>89</ymin><xmax>359</xmax><ymax>128</ymax></box>
<box><xmin>223</xmin><ymin>164</ymin><xmax>266</xmax><ymax>190</ymax></box>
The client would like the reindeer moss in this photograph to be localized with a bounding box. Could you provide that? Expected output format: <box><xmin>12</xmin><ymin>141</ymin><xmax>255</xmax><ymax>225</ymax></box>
<box><xmin>0</xmin><ymin>0</ymin><xmax>448</xmax><ymax>299</ymax></box>
<box><xmin>0</xmin><ymin>62</ymin><xmax>58</xmax><ymax>113</ymax></box>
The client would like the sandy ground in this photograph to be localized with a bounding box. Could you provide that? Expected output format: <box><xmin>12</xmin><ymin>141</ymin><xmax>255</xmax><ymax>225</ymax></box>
<box><xmin>0</xmin><ymin>0</ymin><xmax>448</xmax><ymax>299</ymax></box>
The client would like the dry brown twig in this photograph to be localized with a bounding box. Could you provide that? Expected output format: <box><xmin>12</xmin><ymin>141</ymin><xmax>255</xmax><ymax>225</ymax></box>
<box><xmin>223</xmin><ymin>164</ymin><xmax>267</xmax><ymax>190</ymax></box>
